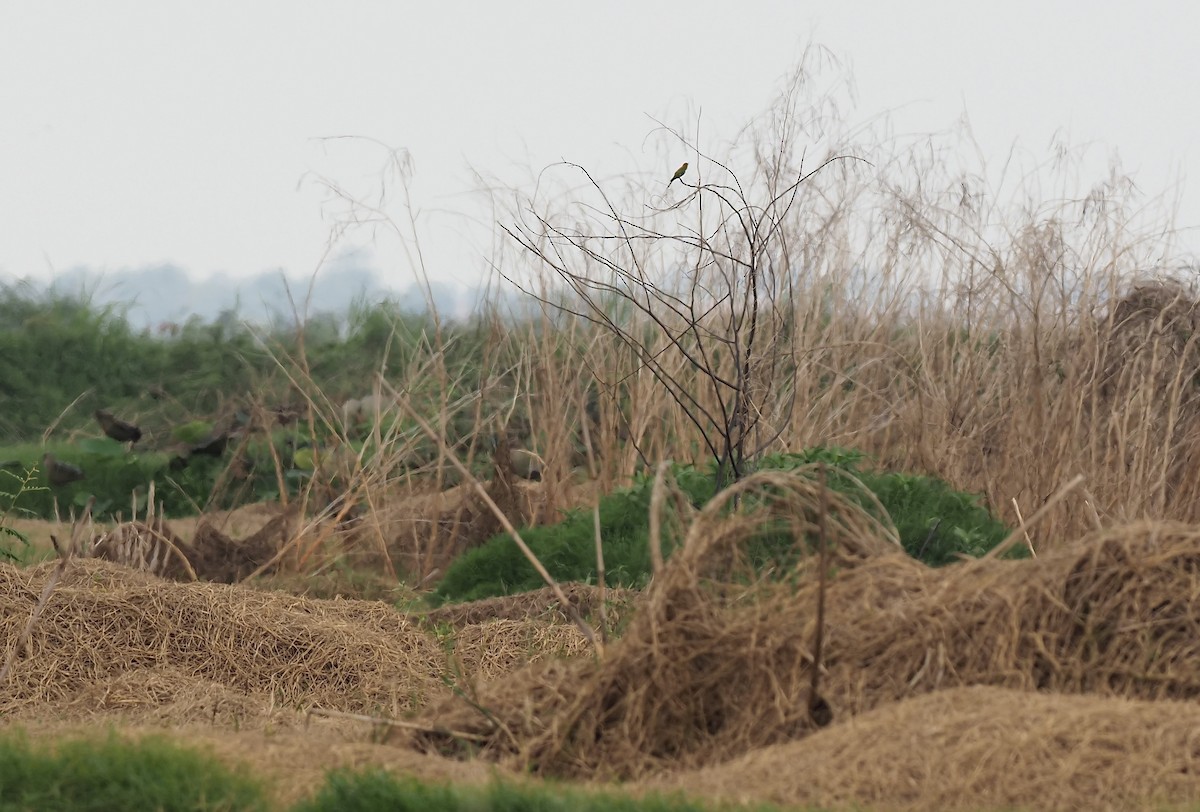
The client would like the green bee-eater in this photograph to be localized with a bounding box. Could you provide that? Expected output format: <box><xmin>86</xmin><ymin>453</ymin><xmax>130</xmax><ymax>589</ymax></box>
<box><xmin>668</xmin><ymin>162</ymin><xmax>688</xmax><ymax>186</ymax></box>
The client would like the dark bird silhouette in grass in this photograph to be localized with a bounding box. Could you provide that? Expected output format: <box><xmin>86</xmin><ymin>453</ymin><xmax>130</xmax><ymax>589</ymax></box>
<box><xmin>94</xmin><ymin>409</ymin><xmax>142</xmax><ymax>446</ymax></box>
<box><xmin>42</xmin><ymin>453</ymin><xmax>85</xmax><ymax>487</ymax></box>
<box><xmin>168</xmin><ymin>430</ymin><xmax>232</xmax><ymax>472</ymax></box>
<box><xmin>190</xmin><ymin>431</ymin><xmax>230</xmax><ymax>458</ymax></box>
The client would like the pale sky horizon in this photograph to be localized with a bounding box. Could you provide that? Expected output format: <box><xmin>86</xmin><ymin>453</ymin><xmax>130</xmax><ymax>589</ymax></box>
<box><xmin>3</xmin><ymin>1</ymin><xmax>1198</xmax><ymax>299</ymax></box>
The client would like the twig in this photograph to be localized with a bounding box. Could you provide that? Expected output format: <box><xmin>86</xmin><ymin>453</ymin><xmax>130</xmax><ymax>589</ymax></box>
<box><xmin>0</xmin><ymin>497</ymin><xmax>93</xmax><ymax>685</ymax></box>
<box><xmin>980</xmin><ymin>474</ymin><xmax>1085</xmax><ymax>562</ymax></box>
<box><xmin>648</xmin><ymin>461</ymin><xmax>670</xmax><ymax>577</ymax></box>
<box><xmin>305</xmin><ymin>706</ymin><xmax>489</xmax><ymax>743</ymax></box>
<box><xmin>40</xmin><ymin>388</ymin><xmax>94</xmax><ymax>447</ymax></box>
<box><xmin>593</xmin><ymin>503</ymin><xmax>608</xmax><ymax>643</ymax></box>
<box><xmin>0</xmin><ymin>555</ymin><xmax>69</xmax><ymax>685</ymax></box>
<box><xmin>1010</xmin><ymin>497</ymin><xmax>1037</xmax><ymax>558</ymax></box>
<box><xmin>808</xmin><ymin>463</ymin><xmax>833</xmax><ymax>727</ymax></box>
<box><xmin>1080</xmin><ymin>485</ymin><xmax>1104</xmax><ymax>531</ymax></box>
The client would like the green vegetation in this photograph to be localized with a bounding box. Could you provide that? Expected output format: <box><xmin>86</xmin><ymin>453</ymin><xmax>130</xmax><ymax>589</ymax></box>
<box><xmin>763</xmin><ymin>449</ymin><xmax>1013</xmax><ymax>566</ymax></box>
<box><xmin>295</xmin><ymin>769</ymin><xmax>783</xmax><ymax>812</ymax></box>
<box><xmin>0</xmin><ymin>285</ymin><xmax>507</xmax><ymax>521</ymax></box>
<box><xmin>0</xmin><ymin>731</ymin><xmax>269</xmax><ymax>812</ymax></box>
<box><xmin>434</xmin><ymin>448</ymin><xmax>1015</xmax><ymax>604</ymax></box>
<box><xmin>0</xmin><ymin>465</ymin><xmax>39</xmax><ymax>563</ymax></box>
<box><xmin>0</xmin><ymin>733</ymin><xmax>792</xmax><ymax>812</ymax></box>
<box><xmin>0</xmin><ymin>284</ymin><xmax>492</xmax><ymax>445</ymax></box>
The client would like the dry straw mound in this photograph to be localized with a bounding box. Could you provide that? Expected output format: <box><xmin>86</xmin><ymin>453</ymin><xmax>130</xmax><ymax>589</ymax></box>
<box><xmin>414</xmin><ymin>469</ymin><xmax>1200</xmax><ymax>783</ymax></box>
<box><xmin>0</xmin><ymin>558</ymin><xmax>450</xmax><ymax>718</ymax></box>
<box><xmin>653</xmin><ymin>685</ymin><xmax>1200</xmax><ymax>812</ymax></box>
<box><xmin>820</xmin><ymin>519</ymin><xmax>1200</xmax><ymax>713</ymax></box>
<box><xmin>414</xmin><ymin>468</ymin><xmax>903</xmax><ymax>775</ymax></box>
<box><xmin>1099</xmin><ymin>277</ymin><xmax>1200</xmax><ymax>399</ymax></box>
<box><xmin>450</xmin><ymin>619</ymin><xmax>592</xmax><ymax>683</ymax></box>
<box><xmin>62</xmin><ymin>665</ymin><xmax>269</xmax><ymax>726</ymax></box>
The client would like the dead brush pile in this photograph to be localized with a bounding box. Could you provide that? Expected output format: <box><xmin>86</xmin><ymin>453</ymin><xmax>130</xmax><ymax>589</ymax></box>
<box><xmin>413</xmin><ymin>468</ymin><xmax>904</xmax><ymax>775</ymax></box>
<box><xmin>413</xmin><ymin>468</ymin><xmax>1200</xmax><ymax>782</ymax></box>
<box><xmin>0</xmin><ymin>558</ymin><xmax>449</xmax><ymax>718</ymax></box>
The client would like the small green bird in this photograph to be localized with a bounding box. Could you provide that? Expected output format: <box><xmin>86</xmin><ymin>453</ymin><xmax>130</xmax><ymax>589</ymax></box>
<box><xmin>668</xmin><ymin>162</ymin><xmax>688</xmax><ymax>186</ymax></box>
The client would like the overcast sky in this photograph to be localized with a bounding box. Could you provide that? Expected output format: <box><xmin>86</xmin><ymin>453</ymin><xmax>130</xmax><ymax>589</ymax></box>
<box><xmin>2</xmin><ymin>1</ymin><xmax>1197</xmax><ymax>298</ymax></box>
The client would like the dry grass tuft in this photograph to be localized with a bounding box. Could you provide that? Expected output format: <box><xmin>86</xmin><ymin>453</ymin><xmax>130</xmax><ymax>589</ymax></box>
<box><xmin>187</xmin><ymin>503</ymin><xmax>298</xmax><ymax>583</ymax></box>
<box><xmin>91</xmin><ymin>519</ymin><xmax>195</xmax><ymax>582</ymax></box>
<box><xmin>341</xmin><ymin>477</ymin><xmax>574</xmax><ymax>583</ymax></box>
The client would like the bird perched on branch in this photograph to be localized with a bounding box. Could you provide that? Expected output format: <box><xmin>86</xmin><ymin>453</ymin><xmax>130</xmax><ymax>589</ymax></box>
<box><xmin>668</xmin><ymin>162</ymin><xmax>688</xmax><ymax>186</ymax></box>
<box><xmin>42</xmin><ymin>453</ymin><xmax>85</xmax><ymax>487</ymax></box>
<box><xmin>94</xmin><ymin>409</ymin><xmax>142</xmax><ymax>446</ymax></box>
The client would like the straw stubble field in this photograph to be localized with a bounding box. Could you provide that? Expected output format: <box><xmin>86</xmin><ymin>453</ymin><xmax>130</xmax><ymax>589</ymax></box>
<box><xmin>7</xmin><ymin>473</ymin><xmax>1200</xmax><ymax>811</ymax></box>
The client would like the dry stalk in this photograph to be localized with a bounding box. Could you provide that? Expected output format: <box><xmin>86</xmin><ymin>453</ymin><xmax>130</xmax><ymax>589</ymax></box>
<box><xmin>1080</xmin><ymin>485</ymin><xmax>1105</xmax><ymax>531</ymax></box>
<box><xmin>593</xmin><ymin>503</ymin><xmax>608</xmax><ymax>644</ymax></box>
<box><xmin>808</xmin><ymin>463</ymin><xmax>833</xmax><ymax>727</ymax></box>
<box><xmin>305</xmin><ymin>705</ymin><xmax>490</xmax><ymax>743</ymax></box>
<box><xmin>648</xmin><ymin>460</ymin><xmax>670</xmax><ymax>577</ymax></box>
<box><xmin>1010</xmin><ymin>497</ymin><xmax>1037</xmax><ymax>558</ymax></box>
<box><xmin>979</xmin><ymin>474</ymin><xmax>1086</xmax><ymax>562</ymax></box>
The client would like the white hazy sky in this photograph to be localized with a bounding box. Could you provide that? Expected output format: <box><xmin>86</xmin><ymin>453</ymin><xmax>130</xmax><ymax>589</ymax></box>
<box><xmin>2</xmin><ymin>1</ymin><xmax>1198</xmax><ymax>293</ymax></box>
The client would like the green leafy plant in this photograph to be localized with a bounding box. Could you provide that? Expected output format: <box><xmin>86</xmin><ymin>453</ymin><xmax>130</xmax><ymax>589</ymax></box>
<box><xmin>0</xmin><ymin>464</ymin><xmax>41</xmax><ymax>562</ymax></box>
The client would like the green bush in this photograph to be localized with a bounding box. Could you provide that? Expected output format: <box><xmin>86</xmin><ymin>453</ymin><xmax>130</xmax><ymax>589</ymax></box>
<box><xmin>434</xmin><ymin>448</ymin><xmax>1016</xmax><ymax>604</ymax></box>
<box><xmin>763</xmin><ymin>451</ymin><xmax>1012</xmax><ymax>566</ymax></box>
<box><xmin>0</xmin><ymin>731</ymin><xmax>269</xmax><ymax>812</ymax></box>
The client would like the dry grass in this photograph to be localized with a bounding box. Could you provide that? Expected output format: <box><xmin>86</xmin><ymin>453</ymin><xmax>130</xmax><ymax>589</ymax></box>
<box><xmin>11</xmin><ymin>501</ymin><xmax>1200</xmax><ymax>810</ymax></box>
<box><xmin>6</xmin><ymin>53</ymin><xmax>1200</xmax><ymax>812</ymax></box>
<box><xmin>409</xmin><ymin>471</ymin><xmax>1200</xmax><ymax>796</ymax></box>
<box><xmin>0</xmin><ymin>558</ymin><xmax>451</xmax><ymax>719</ymax></box>
<box><xmin>648</xmin><ymin>685</ymin><xmax>1200</xmax><ymax>812</ymax></box>
<box><xmin>420</xmin><ymin>582</ymin><xmax>636</xmax><ymax>628</ymax></box>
